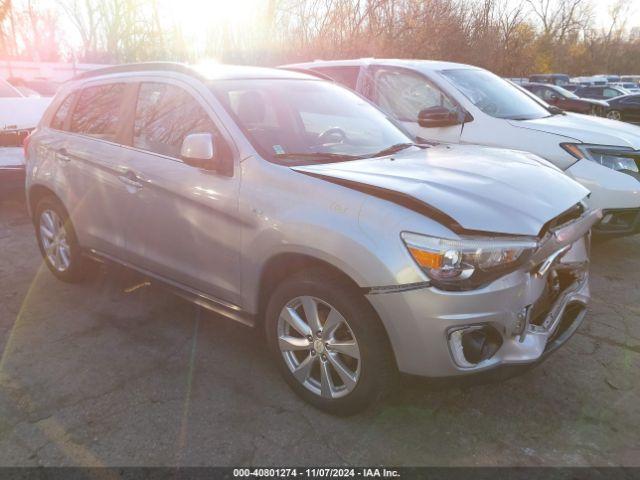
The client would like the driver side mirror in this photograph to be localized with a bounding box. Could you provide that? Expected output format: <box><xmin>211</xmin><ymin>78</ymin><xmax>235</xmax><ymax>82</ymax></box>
<box><xmin>418</xmin><ymin>106</ymin><xmax>462</xmax><ymax>128</ymax></box>
<box><xmin>180</xmin><ymin>133</ymin><xmax>217</xmax><ymax>170</ymax></box>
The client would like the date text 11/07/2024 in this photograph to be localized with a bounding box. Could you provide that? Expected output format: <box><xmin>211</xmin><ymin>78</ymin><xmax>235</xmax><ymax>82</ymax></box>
<box><xmin>233</xmin><ymin>468</ymin><xmax>401</xmax><ymax>478</ymax></box>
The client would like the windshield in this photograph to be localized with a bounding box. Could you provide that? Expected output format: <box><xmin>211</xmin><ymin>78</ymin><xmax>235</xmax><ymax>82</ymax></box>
<box><xmin>554</xmin><ymin>86</ymin><xmax>579</xmax><ymax>99</ymax></box>
<box><xmin>210</xmin><ymin>79</ymin><xmax>414</xmax><ymax>165</ymax></box>
<box><xmin>441</xmin><ymin>68</ymin><xmax>551</xmax><ymax>120</ymax></box>
<box><xmin>0</xmin><ymin>79</ymin><xmax>22</xmax><ymax>98</ymax></box>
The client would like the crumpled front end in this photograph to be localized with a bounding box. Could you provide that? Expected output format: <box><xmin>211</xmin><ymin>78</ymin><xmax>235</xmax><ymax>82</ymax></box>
<box><xmin>367</xmin><ymin>206</ymin><xmax>602</xmax><ymax>378</ymax></box>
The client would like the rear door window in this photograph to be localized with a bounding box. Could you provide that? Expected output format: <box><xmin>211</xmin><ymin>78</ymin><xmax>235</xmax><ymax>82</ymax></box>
<box><xmin>70</xmin><ymin>83</ymin><xmax>125</xmax><ymax>141</ymax></box>
<box><xmin>133</xmin><ymin>82</ymin><xmax>222</xmax><ymax>159</ymax></box>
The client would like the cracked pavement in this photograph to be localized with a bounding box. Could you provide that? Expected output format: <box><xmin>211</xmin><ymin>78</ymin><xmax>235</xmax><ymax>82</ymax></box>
<box><xmin>0</xmin><ymin>199</ymin><xmax>638</xmax><ymax>466</ymax></box>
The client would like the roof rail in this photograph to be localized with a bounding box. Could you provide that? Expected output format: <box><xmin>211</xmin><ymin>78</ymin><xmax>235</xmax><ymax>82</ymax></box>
<box><xmin>70</xmin><ymin>62</ymin><xmax>202</xmax><ymax>82</ymax></box>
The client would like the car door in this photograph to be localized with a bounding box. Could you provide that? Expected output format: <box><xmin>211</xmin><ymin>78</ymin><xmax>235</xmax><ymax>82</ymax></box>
<box><xmin>621</xmin><ymin>96</ymin><xmax>640</xmax><ymax>122</ymax></box>
<box><xmin>119</xmin><ymin>80</ymin><xmax>242</xmax><ymax>304</ymax></box>
<box><xmin>363</xmin><ymin>66</ymin><xmax>463</xmax><ymax>143</ymax></box>
<box><xmin>47</xmin><ymin>81</ymin><xmax>136</xmax><ymax>257</ymax></box>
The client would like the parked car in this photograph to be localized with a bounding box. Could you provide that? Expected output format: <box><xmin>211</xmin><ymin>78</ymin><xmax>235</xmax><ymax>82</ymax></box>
<box><xmin>0</xmin><ymin>85</ymin><xmax>52</xmax><ymax>201</ymax></box>
<box><xmin>528</xmin><ymin>74</ymin><xmax>570</xmax><ymax>86</ymax></box>
<box><xmin>25</xmin><ymin>63</ymin><xmax>600</xmax><ymax>414</ymax></box>
<box><xmin>0</xmin><ymin>145</ymin><xmax>26</xmax><ymax>200</ymax></box>
<box><xmin>574</xmin><ymin>85</ymin><xmax>631</xmax><ymax>100</ymax></box>
<box><xmin>7</xmin><ymin>77</ymin><xmax>61</xmax><ymax>97</ymax></box>
<box><xmin>620</xmin><ymin>76</ymin><xmax>640</xmax><ymax>86</ymax></box>
<box><xmin>606</xmin><ymin>94</ymin><xmax>640</xmax><ymax>124</ymax></box>
<box><xmin>283</xmin><ymin>59</ymin><xmax>640</xmax><ymax>236</ymax></box>
<box><xmin>612</xmin><ymin>82</ymin><xmax>640</xmax><ymax>94</ymax></box>
<box><xmin>561</xmin><ymin>84</ymin><xmax>581</xmax><ymax>93</ymax></box>
<box><xmin>521</xmin><ymin>82</ymin><xmax>608</xmax><ymax>116</ymax></box>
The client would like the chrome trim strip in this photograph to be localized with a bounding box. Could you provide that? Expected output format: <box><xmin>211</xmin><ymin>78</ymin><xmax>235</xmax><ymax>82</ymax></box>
<box><xmin>366</xmin><ymin>281</ymin><xmax>431</xmax><ymax>295</ymax></box>
<box><xmin>86</xmin><ymin>249</ymin><xmax>255</xmax><ymax>327</ymax></box>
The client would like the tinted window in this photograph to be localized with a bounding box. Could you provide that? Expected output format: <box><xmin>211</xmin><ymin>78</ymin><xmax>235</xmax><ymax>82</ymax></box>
<box><xmin>375</xmin><ymin>68</ymin><xmax>456</xmax><ymax>121</ymax></box>
<box><xmin>538</xmin><ymin>87</ymin><xmax>557</xmax><ymax>101</ymax></box>
<box><xmin>604</xmin><ymin>88</ymin><xmax>621</xmax><ymax>98</ymax></box>
<box><xmin>70</xmin><ymin>84</ymin><xmax>125</xmax><ymax>140</ymax></box>
<box><xmin>313</xmin><ymin>67</ymin><xmax>360</xmax><ymax>90</ymax></box>
<box><xmin>134</xmin><ymin>82</ymin><xmax>221</xmax><ymax>158</ymax></box>
<box><xmin>50</xmin><ymin>92</ymin><xmax>77</xmax><ymax>131</ymax></box>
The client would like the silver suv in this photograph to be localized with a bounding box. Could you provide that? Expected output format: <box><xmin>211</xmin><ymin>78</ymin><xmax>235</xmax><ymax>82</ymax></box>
<box><xmin>25</xmin><ymin>63</ymin><xmax>601</xmax><ymax>414</ymax></box>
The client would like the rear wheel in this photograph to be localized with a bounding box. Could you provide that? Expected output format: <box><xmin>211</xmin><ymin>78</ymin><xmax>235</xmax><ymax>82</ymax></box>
<box><xmin>35</xmin><ymin>196</ymin><xmax>89</xmax><ymax>283</ymax></box>
<box><xmin>607</xmin><ymin>110</ymin><xmax>623</xmax><ymax>121</ymax></box>
<box><xmin>265</xmin><ymin>268</ymin><xmax>395</xmax><ymax>415</ymax></box>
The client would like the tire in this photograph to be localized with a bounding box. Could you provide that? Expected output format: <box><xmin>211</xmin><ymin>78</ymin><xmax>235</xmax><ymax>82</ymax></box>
<box><xmin>265</xmin><ymin>268</ymin><xmax>396</xmax><ymax>415</ymax></box>
<box><xmin>34</xmin><ymin>196</ymin><xmax>89</xmax><ymax>283</ymax></box>
<box><xmin>607</xmin><ymin>110</ymin><xmax>623</xmax><ymax>121</ymax></box>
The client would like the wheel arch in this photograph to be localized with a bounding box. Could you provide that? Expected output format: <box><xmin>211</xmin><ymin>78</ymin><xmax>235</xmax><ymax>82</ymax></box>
<box><xmin>257</xmin><ymin>252</ymin><xmax>400</xmax><ymax>374</ymax></box>
<box><xmin>28</xmin><ymin>184</ymin><xmax>62</xmax><ymax>222</ymax></box>
<box><xmin>256</xmin><ymin>253</ymin><xmax>364</xmax><ymax>322</ymax></box>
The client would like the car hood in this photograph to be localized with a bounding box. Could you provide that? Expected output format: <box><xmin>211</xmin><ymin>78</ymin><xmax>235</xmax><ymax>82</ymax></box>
<box><xmin>0</xmin><ymin>97</ymin><xmax>51</xmax><ymax>130</ymax></box>
<box><xmin>293</xmin><ymin>144</ymin><xmax>589</xmax><ymax>236</ymax></box>
<box><xmin>509</xmin><ymin>113</ymin><xmax>640</xmax><ymax>149</ymax></box>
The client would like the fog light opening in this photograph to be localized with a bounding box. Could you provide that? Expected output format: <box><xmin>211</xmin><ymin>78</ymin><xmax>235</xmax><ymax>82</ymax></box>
<box><xmin>449</xmin><ymin>325</ymin><xmax>503</xmax><ymax>368</ymax></box>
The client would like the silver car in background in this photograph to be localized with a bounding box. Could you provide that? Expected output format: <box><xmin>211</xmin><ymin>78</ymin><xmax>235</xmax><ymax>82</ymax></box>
<box><xmin>25</xmin><ymin>63</ymin><xmax>600</xmax><ymax>414</ymax></box>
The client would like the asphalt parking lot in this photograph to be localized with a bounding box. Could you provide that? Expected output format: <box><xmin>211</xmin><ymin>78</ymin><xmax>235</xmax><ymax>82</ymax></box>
<box><xmin>0</xmin><ymin>198</ymin><xmax>638</xmax><ymax>467</ymax></box>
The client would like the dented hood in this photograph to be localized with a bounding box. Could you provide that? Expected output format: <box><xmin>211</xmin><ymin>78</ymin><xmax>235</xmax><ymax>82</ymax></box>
<box><xmin>293</xmin><ymin>144</ymin><xmax>589</xmax><ymax>236</ymax></box>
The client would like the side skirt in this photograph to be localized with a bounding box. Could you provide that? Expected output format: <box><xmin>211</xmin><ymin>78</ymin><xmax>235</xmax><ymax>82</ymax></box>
<box><xmin>85</xmin><ymin>249</ymin><xmax>256</xmax><ymax>327</ymax></box>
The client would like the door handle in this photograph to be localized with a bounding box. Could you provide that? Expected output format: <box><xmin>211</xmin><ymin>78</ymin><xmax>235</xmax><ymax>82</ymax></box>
<box><xmin>118</xmin><ymin>171</ymin><xmax>143</xmax><ymax>190</ymax></box>
<box><xmin>56</xmin><ymin>148</ymin><xmax>72</xmax><ymax>163</ymax></box>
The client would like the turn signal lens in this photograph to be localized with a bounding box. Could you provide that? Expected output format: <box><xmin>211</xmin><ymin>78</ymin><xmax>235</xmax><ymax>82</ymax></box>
<box><xmin>401</xmin><ymin>232</ymin><xmax>538</xmax><ymax>291</ymax></box>
<box><xmin>407</xmin><ymin>246</ymin><xmax>442</xmax><ymax>269</ymax></box>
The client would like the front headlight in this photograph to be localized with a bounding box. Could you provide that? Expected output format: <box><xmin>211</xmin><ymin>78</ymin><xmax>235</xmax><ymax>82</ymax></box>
<box><xmin>562</xmin><ymin>143</ymin><xmax>639</xmax><ymax>173</ymax></box>
<box><xmin>401</xmin><ymin>232</ymin><xmax>538</xmax><ymax>291</ymax></box>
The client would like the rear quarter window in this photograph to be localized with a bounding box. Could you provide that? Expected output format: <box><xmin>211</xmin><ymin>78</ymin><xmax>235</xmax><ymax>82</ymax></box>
<box><xmin>50</xmin><ymin>92</ymin><xmax>77</xmax><ymax>131</ymax></box>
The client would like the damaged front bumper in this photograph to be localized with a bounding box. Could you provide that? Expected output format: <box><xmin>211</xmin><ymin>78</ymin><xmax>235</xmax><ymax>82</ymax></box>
<box><xmin>367</xmin><ymin>208</ymin><xmax>602</xmax><ymax>378</ymax></box>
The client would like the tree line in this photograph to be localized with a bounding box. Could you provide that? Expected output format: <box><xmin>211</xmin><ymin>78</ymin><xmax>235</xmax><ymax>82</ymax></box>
<box><xmin>1</xmin><ymin>0</ymin><xmax>639</xmax><ymax>76</ymax></box>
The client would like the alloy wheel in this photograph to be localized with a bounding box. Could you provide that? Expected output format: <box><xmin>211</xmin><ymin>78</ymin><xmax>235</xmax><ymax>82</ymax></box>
<box><xmin>277</xmin><ymin>296</ymin><xmax>361</xmax><ymax>399</ymax></box>
<box><xmin>607</xmin><ymin>110</ymin><xmax>622</xmax><ymax>121</ymax></box>
<box><xmin>39</xmin><ymin>209</ymin><xmax>71</xmax><ymax>272</ymax></box>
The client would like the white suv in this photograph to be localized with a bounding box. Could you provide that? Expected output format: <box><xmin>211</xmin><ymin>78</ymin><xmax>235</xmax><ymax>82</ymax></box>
<box><xmin>284</xmin><ymin>59</ymin><xmax>640</xmax><ymax>236</ymax></box>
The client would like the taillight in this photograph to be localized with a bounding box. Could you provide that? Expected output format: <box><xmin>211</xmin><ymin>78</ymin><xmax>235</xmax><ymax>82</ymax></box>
<box><xmin>23</xmin><ymin>129</ymin><xmax>34</xmax><ymax>157</ymax></box>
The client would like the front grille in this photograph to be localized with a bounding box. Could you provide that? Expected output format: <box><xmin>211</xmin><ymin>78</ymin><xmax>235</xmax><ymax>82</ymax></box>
<box><xmin>0</xmin><ymin>129</ymin><xmax>31</xmax><ymax>147</ymax></box>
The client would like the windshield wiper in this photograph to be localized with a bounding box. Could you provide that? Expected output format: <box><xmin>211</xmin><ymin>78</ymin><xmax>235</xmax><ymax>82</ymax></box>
<box><xmin>274</xmin><ymin>152</ymin><xmax>359</xmax><ymax>163</ymax></box>
<box><xmin>547</xmin><ymin>106</ymin><xmax>565</xmax><ymax>116</ymax></box>
<box><xmin>366</xmin><ymin>142</ymin><xmax>420</xmax><ymax>158</ymax></box>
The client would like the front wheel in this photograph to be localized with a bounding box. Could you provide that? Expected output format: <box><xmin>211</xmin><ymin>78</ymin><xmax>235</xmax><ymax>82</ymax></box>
<box><xmin>607</xmin><ymin>110</ymin><xmax>623</xmax><ymax>121</ymax></box>
<box><xmin>265</xmin><ymin>268</ymin><xmax>395</xmax><ymax>415</ymax></box>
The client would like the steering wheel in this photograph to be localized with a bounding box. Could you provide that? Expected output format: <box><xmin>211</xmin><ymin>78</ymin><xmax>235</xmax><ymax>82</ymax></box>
<box><xmin>317</xmin><ymin>127</ymin><xmax>347</xmax><ymax>145</ymax></box>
